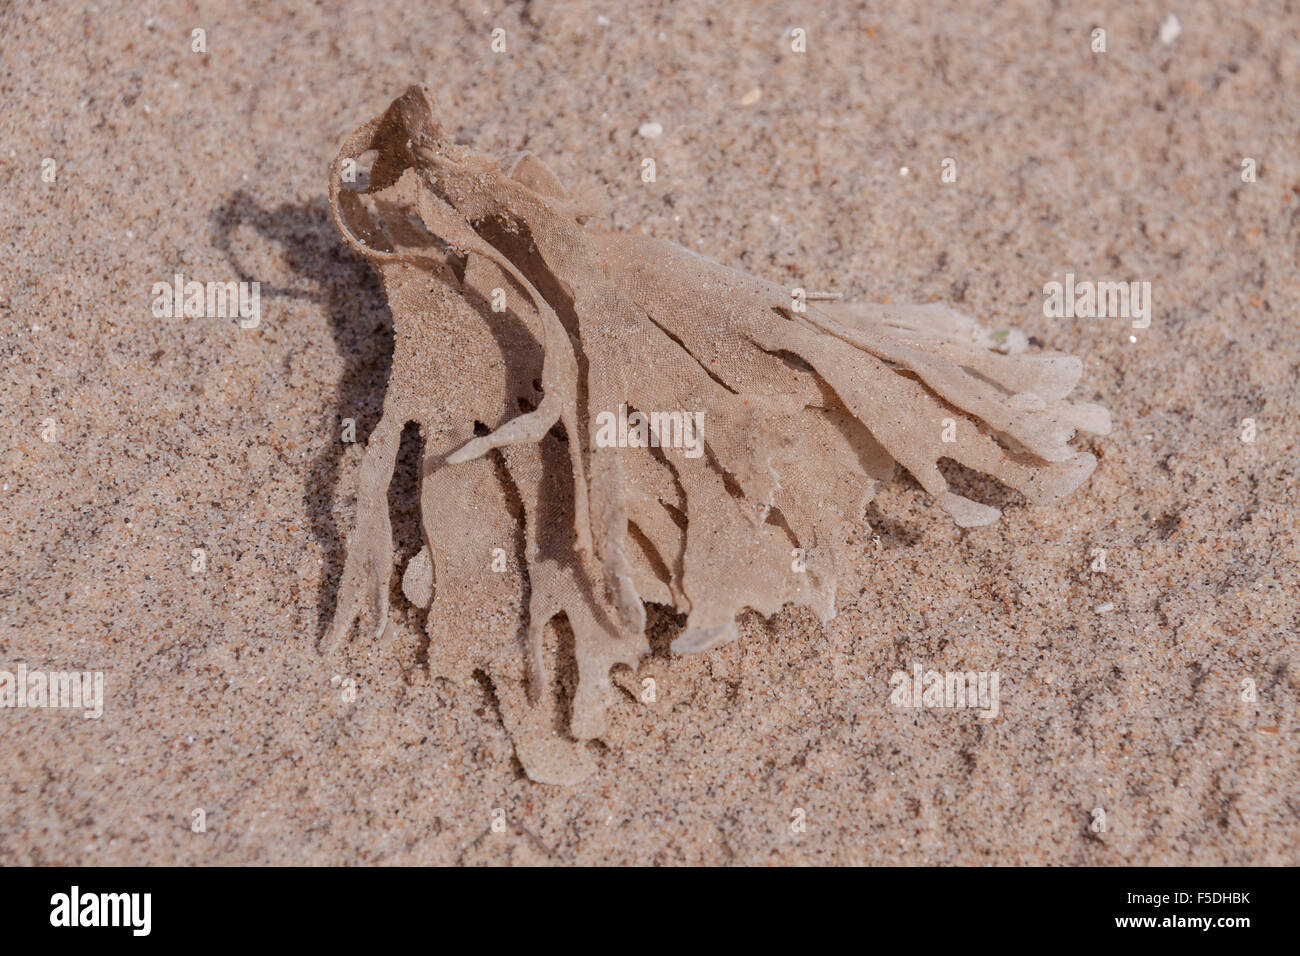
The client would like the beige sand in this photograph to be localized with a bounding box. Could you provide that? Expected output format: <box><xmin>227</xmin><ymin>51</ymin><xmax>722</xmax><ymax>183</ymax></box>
<box><xmin>0</xmin><ymin>0</ymin><xmax>1296</xmax><ymax>864</ymax></box>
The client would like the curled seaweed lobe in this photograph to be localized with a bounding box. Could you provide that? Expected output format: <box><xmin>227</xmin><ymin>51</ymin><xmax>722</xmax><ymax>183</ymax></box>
<box><xmin>324</xmin><ymin>86</ymin><xmax>1110</xmax><ymax>783</ymax></box>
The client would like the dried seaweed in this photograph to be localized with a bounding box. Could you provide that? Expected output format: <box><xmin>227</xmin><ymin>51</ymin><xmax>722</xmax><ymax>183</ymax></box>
<box><xmin>324</xmin><ymin>87</ymin><xmax>1110</xmax><ymax>783</ymax></box>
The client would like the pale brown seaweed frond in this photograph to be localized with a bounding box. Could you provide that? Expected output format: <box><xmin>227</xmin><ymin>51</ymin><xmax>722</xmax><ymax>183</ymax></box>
<box><xmin>324</xmin><ymin>86</ymin><xmax>1110</xmax><ymax>783</ymax></box>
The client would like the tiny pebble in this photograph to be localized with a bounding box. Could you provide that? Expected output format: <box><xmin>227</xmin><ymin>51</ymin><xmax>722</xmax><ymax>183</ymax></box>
<box><xmin>1160</xmin><ymin>13</ymin><xmax>1181</xmax><ymax>45</ymax></box>
<box><xmin>638</xmin><ymin>121</ymin><xmax>663</xmax><ymax>139</ymax></box>
<box><xmin>1095</xmin><ymin>602</ymin><xmax>1115</xmax><ymax>613</ymax></box>
<box><xmin>740</xmin><ymin>87</ymin><xmax>762</xmax><ymax>106</ymax></box>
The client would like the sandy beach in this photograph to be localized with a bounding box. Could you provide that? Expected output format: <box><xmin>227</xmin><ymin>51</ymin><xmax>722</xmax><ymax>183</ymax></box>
<box><xmin>0</xmin><ymin>0</ymin><xmax>1296</xmax><ymax>864</ymax></box>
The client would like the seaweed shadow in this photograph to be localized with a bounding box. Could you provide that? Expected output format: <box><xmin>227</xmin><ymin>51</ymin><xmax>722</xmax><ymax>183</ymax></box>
<box><xmin>209</xmin><ymin>191</ymin><xmax>400</xmax><ymax>641</ymax></box>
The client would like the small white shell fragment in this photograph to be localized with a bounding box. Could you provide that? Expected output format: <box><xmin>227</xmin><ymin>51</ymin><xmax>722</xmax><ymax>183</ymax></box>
<box><xmin>637</xmin><ymin>121</ymin><xmax>663</xmax><ymax>138</ymax></box>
